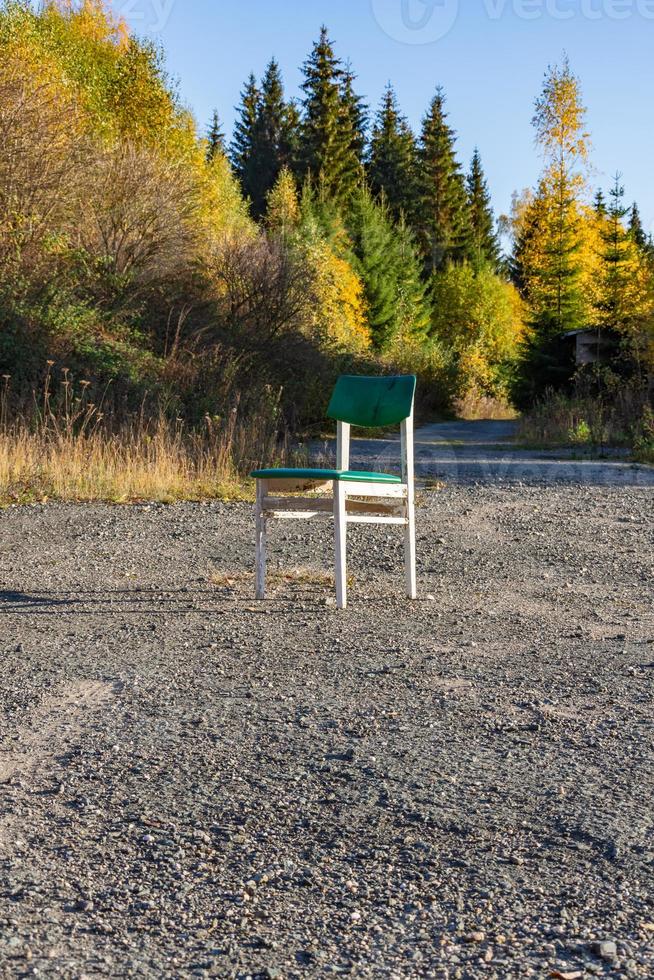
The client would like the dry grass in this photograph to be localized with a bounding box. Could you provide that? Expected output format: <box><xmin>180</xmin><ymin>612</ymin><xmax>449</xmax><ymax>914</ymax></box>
<box><xmin>0</xmin><ymin>425</ymin><xmax>242</xmax><ymax>504</ymax></box>
<box><xmin>454</xmin><ymin>391</ymin><xmax>518</xmax><ymax>421</ymax></box>
<box><xmin>0</xmin><ymin>371</ymin><xmax>287</xmax><ymax>505</ymax></box>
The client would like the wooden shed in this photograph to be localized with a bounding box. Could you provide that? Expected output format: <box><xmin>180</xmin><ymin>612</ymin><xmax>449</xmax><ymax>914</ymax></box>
<box><xmin>563</xmin><ymin>329</ymin><xmax>615</xmax><ymax>367</ymax></box>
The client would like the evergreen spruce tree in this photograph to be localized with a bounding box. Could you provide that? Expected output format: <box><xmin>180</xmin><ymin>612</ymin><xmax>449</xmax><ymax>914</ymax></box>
<box><xmin>206</xmin><ymin>109</ymin><xmax>226</xmax><ymax>160</ymax></box>
<box><xmin>592</xmin><ymin>178</ymin><xmax>654</xmax><ymax>381</ymax></box>
<box><xmin>394</xmin><ymin>218</ymin><xmax>432</xmax><ymax>343</ymax></box>
<box><xmin>230</xmin><ymin>73</ymin><xmax>261</xmax><ymax>209</ymax></box>
<box><xmin>299</xmin><ymin>174</ymin><xmax>349</xmax><ymax>249</ymax></box>
<box><xmin>249</xmin><ymin>58</ymin><xmax>298</xmax><ymax>218</ymax></box>
<box><xmin>594</xmin><ymin>188</ymin><xmax>607</xmax><ymax>215</ymax></box>
<box><xmin>597</xmin><ymin>175</ymin><xmax>632</xmax><ymax>332</ymax></box>
<box><xmin>347</xmin><ymin>187</ymin><xmax>402</xmax><ymax>349</ymax></box>
<box><xmin>628</xmin><ymin>201</ymin><xmax>647</xmax><ymax>249</ymax></box>
<box><xmin>417</xmin><ymin>87</ymin><xmax>471</xmax><ymax>270</ymax></box>
<box><xmin>347</xmin><ymin>187</ymin><xmax>430</xmax><ymax>350</ymax></box>
<box><xmin>298</xmin><ymin>26</ymin><xmax>361</xmax><ymax>204</ymax></box>
<box><xmin>367</xmin><ymin>84</ymin><xmax>417</xmax><ymax>223</ymax></box>
<box><xmin>466</xmin><ymin>148</ymin><xmax>500</xmax><ymax>269</ymax></box>
<box><xmin>341</xmin><ymin>62</ymin><xmax>368</xmax><ymax>163</ymax></box>
<box><xmin>506</xmin><ymin>190</ymin><xmax>533</xmax><ymax>292</ymax></box>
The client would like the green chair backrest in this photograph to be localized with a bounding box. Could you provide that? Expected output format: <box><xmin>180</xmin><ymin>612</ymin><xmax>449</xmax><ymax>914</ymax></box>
<box><xmin>327</xmin><ymin>375</ymin><xmax>416</xmax><ymax>428</ymax></box>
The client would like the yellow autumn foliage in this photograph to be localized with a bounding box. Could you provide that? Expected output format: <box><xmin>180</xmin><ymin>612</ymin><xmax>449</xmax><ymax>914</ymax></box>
<box><xmin>302</xmin><ymin>240</ymin><xmax>371</xmax><ymax>353</ymax></box>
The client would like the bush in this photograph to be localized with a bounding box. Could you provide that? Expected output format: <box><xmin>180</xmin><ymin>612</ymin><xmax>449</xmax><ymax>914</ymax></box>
<box><xmin>517</xmin><ymin>385</ymin><xmax>652</xmax><ymax>451</ymax></box>
<box><xmin>633</xmin><ymin>405</ymin><xmax>654</xmax><ymax>463</ymax></box>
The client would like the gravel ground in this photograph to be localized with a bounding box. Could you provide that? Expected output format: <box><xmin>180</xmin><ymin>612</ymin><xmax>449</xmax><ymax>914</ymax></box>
<box><xmin>0</xmin><ymin>481</ymin><xmax>653</xmax><ymax>979</ymax></box>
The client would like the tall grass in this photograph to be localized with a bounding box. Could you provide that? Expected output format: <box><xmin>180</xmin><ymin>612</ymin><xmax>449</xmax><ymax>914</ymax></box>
<box><xmin>0</xmin><ymin>370</ymin><xmax>286</xmax><ymax>504</ymax></box>
<box><xmin>517</xmin><ymin>386</ymin><xmax>652</xmax><ymax>454</ymax></box>
<box><xmin>454</xmin><ymin>391</ymin><xmax>518</xmax><ymax>421</ymax></box>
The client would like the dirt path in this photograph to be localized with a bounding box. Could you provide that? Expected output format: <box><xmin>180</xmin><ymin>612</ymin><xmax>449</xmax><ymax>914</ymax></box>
<box><xmin>313</xmin><ymin>418</ymin><xmax>654</xmax><ymax>486</ymax></box>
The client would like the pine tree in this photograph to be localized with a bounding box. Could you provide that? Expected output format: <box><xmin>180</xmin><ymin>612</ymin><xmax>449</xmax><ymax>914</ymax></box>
<box><xmin>298</xmin><ymin>26</ymin><xmax>361</xmax><ymax>204</ymax></box>
<box><xmin>594</xmin><ymin>188</ymin><xmax>607</xmax><ymax>215</ymax></box>
<box><xmin>230</xmin><ymin>73</ymin><xmax>261</xmax><ymax>208</ymax></box>
<box><xmin>206</xmin><ymin>109</ymin><xmax>226</xmax><ymax>161</ymax></box>
<box><xmin>247</xmin><ymin>58</ymin><xmax>298</xmax><ymax>218</ymax></box>
<box><xmin>534</xmin><ymin>180</ymin><xmax>585</xmax><ymax>335</ymax></box>
<box><xmin>509</xmin><ymin>190</ymin><xmax>539</xmax><ymax>295</ymax></box>
<box><xmin>341</xmin><ymin>62</ymin><xmax>367</xmax><ymax>163</ymax></box>
<box><xmin>417</xmin><ymin>87</ymin><xmax>471</xmax><ymax>270</ymax></box>
<box><xmin>348</xmin><ymin>188</ymin><xmax>397</xmax><ymax>348</ymax></box>
<box><xmin>597</xmin><ymin>175</ymin><xmax>635</xmax><ymax>332</ymax></box>
<box><xmin>592</xmin><ymin>176</ymin><xmax>654</xmax><ymax>381</ymax></box>
<box><xmin>394</xmin><ymin>218</ymin><xmax>432</xmax><ymax>343</ymax></box>
<box><xmin>467</xmin><ymin>148</ymin><xmax>500</xmax><ymax>269</ymax></box>
<box><xmin>347</xmin><ymin>187</ymin><xmax>430</xmax><ymax>350</ymax></box>
<box><xmin>628</xmin><ymin>201</ymin><xmax>647</xmax><ymax>249</ymax></box>
<box><xmin>367</xmin><ymin>84</ymin><xmax>417</xmax><ymax>223</ymax></box>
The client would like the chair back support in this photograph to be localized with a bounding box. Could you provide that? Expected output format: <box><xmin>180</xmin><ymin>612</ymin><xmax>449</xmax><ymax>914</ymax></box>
<box><xmin>327</xmin><ymin>375</ymin><xmax>416</xmax><ymax>428</ymax></box>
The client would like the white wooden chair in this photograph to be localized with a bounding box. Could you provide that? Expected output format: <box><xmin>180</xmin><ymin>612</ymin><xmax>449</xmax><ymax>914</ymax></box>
<box><xmin>251</xmin><ymin>375</ymin><xmax>417</xmax><ymax>609</ymax></box>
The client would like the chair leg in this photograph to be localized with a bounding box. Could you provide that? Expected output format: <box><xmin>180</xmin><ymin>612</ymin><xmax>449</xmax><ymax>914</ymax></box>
<box><xmin>255</xmin><ymin>481</ymin><xmax>267</xmax><ymax>600</ymax></box>
<box><xmin>404</xmin><ymin>498</ymin><xmax>417</xmax><ymax>600</ymax></box>
<box><xmin>333</xmin><ymin>482</ymin><xmax>347</xmax><ymax>609</ymax></box>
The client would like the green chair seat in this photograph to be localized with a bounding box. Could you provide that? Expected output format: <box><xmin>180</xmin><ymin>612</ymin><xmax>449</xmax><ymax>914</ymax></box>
<box><xmin>251</xmin><ymin>467</ymin><xmax>402</xmax><ymax>485</ymax></box>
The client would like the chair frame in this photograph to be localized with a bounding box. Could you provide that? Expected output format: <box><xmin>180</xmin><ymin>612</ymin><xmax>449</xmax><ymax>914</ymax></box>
<box><xmin>253</xmin><ymin>403</ymin><xmax>416</xmax><ymax>610</ymax></box>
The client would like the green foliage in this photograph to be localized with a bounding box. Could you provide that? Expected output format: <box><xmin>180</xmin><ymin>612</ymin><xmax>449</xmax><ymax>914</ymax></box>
<box><xmin>430</xmin><ymin>263</ymin><xmax>526</xmax><ymax>399</ymax></box>
<box><xmin>298</xmin><ymin>26</ymin><xmax>362</xmax><ymax>204</ymax></box>
<box><xmin>256</xmin><ymin>60</ymin><xmax>298</xmax><ymax>210</ymax></box>
<box><xmin>628</xmin><ymin>202</ymin><xmax>647</xmax><ymax>249</ymax></box>
<box><xmin>3</xmin><ymin>5</ymin><xmax>596</xmax><ymax>446</ymax></box>
<box><xmin>347</xmin><ymin>188</ymin><xmax>431</xmax><ymax>351</ymax></box>
<box><xmin>206</xmin><ymin>110</ymin><xmax>226</xmax><ymax>161</ymax></box>
<box><xmin>231</xmin><ymin>59</ymin><xmax>299</xmax><ymax>219</ymax></box>
<box><xmin>467</xmin><ymin>149</ymin><xmax>500</xmax><ymax>270</ymax></box>
<box><xmin>517</xmin><ymin>387</ymin><xmax>651</xmax><ymax>453</ymax></box>
<box><xmin>393</xmin><ymin>220</ymin><xmax>432</xmax><ymax>345</ymax></box>
<box><xmin>341</xmin><ymin>63</ymin><xmax>368</xmax><ymax>164</ymax></box>
<box><xmin>597</xmin><ymin>175</ymin><xmax>632</xmax><ymax>331</ymax></box>
<box><xmin>534</xmin><ymin>188</ymin><xmax>586</xmax><ymax>338</ymax></box>
<box><xmin>230</xmin><ymin>73</ymin><xmax>262</xmax><ymax>211</ymax></box>
<box><xmin>512</xmin><ymin>321</ymin><xmax>577</xmax><ymax>408</ymax></box>
<box><xmin>633</xmin><ymin>405</ymin><xmax>654</xmax><ymax>462</ymax></box>
<box><xmin>367</xmin><ymin>85</ymin><xmax>417</xmax><ymax>223</ymax></box>
<box><xmin>347</xmin><ymin>188</ymin><xmax>400</xmax><ymax>349</ymax></box>
<box><xmin>417</xmin><ymin>88</ymin><xmax>471</xmax><ymax>271</ymax></box>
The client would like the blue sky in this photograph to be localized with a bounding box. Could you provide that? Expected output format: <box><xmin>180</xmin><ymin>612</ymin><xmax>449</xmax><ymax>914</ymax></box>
<box><xmin>114</xmin><ymin>0</ymin><xmax>654</xmax><ymax>232</ymax></box>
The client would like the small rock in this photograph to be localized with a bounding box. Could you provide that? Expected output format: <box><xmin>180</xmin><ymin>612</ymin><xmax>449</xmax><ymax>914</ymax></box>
<box><xmin>591</xmin><ymin>940</ymin><xmax>617</xmax><ymax>960</ymax></box>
